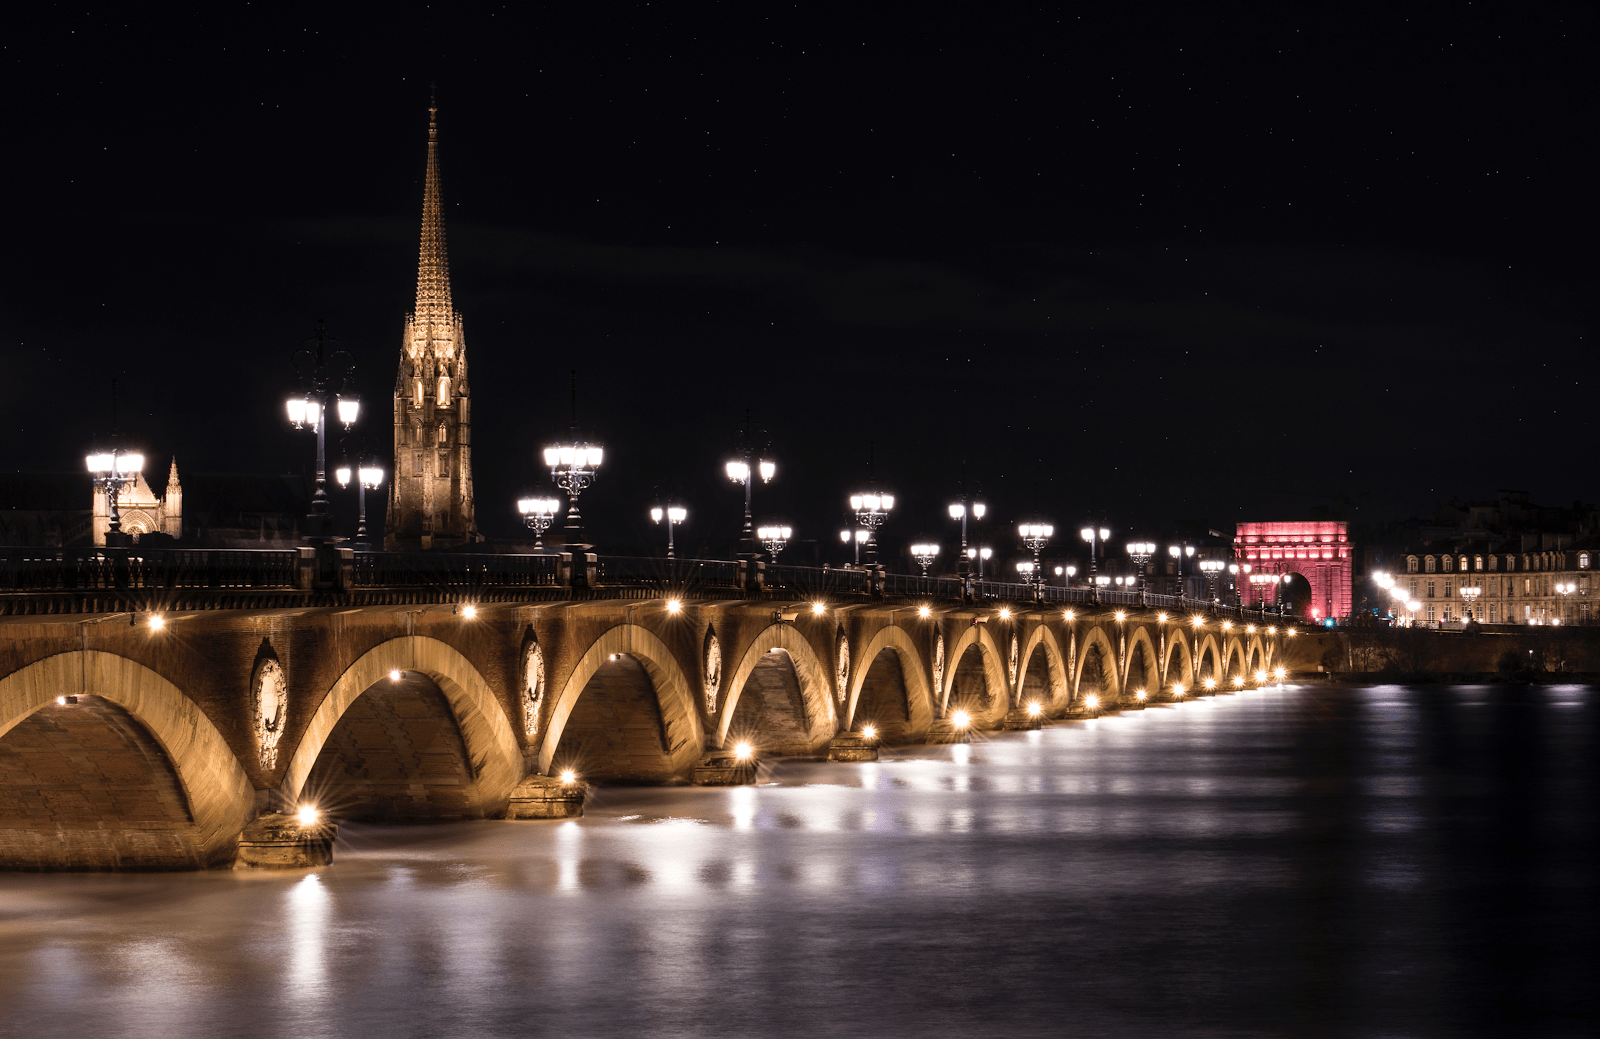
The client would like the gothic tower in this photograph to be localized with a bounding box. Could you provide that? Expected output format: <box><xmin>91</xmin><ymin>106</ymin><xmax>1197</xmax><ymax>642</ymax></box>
<box><xmin>385</xmin><ymin>101</ymin><xmax>477</xmax><ymax>549</ymax></box>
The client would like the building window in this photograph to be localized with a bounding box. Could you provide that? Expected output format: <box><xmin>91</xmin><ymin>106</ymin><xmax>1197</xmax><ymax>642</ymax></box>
<box><xmin>437</xmin><ymin>423</ymin><xmax>448</xmax><ymax>445</ymax></box>
<box><xmin>1489</xmin><ymin>604</ymin><xmax>1498</xmax><ymax>623</ymax></box>
<box><xmin>1407</xmin><ymin>557</ymin><xmax>1419</xmax><ymax>573</ymax></box>
<box><xmin>1426</xmin><ymin>604</ymin><xmax>1436</xmax><ymax>622</ymax></box>
<box><xmin>1442</xmin><ymin>606</ymin><xmax>1453</xmax><ymax>622</ymax></box>
<box><xmin>1442</xmin><ymin>556</ymin><xmax>1454</xmax><ymax>572</ymax></box>
<box><xmin>1409</xmin><ymin>578</ymin><xmax>1418</xmax><ymax>597</ymax></box>
<box><xmin>1488</xmin><ymin>555</ymin><xmax>1498</xmax><ymax>571</ymax></box>
<box><xmin>1474</xmin><ymin>555</ymin><xmax>1483</xmax><ymax>571</ymax></box>
<box><xmin>1425</xmin><ymin>556</ymin><xmax>1436</xmax><ymax>573</ymax></box>
<box><xmin>1444</xmin><ymin>581</ymin><xmax>1452</xmax><ymax>598</ymax></box>
<box><xmin>414</xmin><ymin>379</ymin><xmax>424</xmax><ymax>409</ymax></box>
<box><xmin>1427</xmin><ymin>580</ymin><xmax>1436</xmax><ymax>598</ymax></box>
<box><xmin>438</xmin><ymin>375</ymin><xmax>451</xmax><ymax>402</ymax></box>
<box><xmin>1581</xmin><ymin>553</ymin><xmax>1591</xmax><ymax>570</ymax></box>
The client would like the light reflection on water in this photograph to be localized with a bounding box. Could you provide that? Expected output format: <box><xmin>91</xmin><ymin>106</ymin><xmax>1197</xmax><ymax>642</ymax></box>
<box><xmin>0</xmin><ymin>684</ymin><xmax>1594</xmax><ymax>1038</ymax></box>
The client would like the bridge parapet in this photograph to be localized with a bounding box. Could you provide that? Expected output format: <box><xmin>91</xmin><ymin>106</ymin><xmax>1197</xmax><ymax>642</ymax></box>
<box><xmin>0</xmin><ymin>547</ymin><xmax>1295</xmax><ymax>625</ymax></box>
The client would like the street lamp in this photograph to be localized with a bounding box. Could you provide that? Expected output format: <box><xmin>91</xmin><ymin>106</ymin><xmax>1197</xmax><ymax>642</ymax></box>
<box><xmin>1019</xmin><ymin>522</ymin><xmax>1053</xmax><ymax>596</ymax></box>
<box><xmin>286</xmin><ymin>322</ymin><xmax>360</xmax><ymax>540</ymax></box>
<box><xmin>849</xmin><ymin>491</ymin><xmax>894</xmax><ymax>566</ymax></box>
<box><xmin>335</xmin><ymin>459</ymin><xmax>385</xmax><ymax>547</ymax></box>
<box><xmin>1168</xmin><ymin>544</ymin><xmax>1194</xmax><ymax>598</ymax></box>
<box><xmin>1080</xmin><ymin>526</ymin><xmax>1110</xmax><ymax>581</ymax></box>
<box><xmin>758</xmin><ymin>524</ymin><xmax>792</xmax><ymax>559</ymax></box>
<box><xmin>1229</xmin><ymin>563</ymin><xmax>1242</xmax><ymax>606</ymax></box>
<box><xmin>650</xmin><ymin>504</ymin><xmax>687</xmax><ymax>558</ymax></box>
<box><xmin>1126</xmin><ymin>541</ymin><xmax>1156</xmax><ymax>600</ymax></box>
<box><xmin>1016</xmin><ymin>560</ymin><xmax>1034</xmax><ymax>584</ymax></box>
<box><xmin>948</xmin><ymin>499</ymin><xmax>986</xmax><ymax>576</ymax></box>
<box><xmin>1054</xmin><ymin>564</ymin><xmax>1077</xmax><ymax>588</ymax></box>
<box><xmin>911</xmin><ymin>542</ymin><xmax>940</xmax><ymax>576</ymax></box>
<box><xmin>86</xmin><ymin>448</ymin><xmax>144</xmax><ymax>547</ymax></box>
<box><xmin>543</xmin><ymin>441</ymin><xmax>603</xmax><ymax>550</ymax></box>
<box><xmin>841</xmin><ymin>527</ymin><xmax>870</xmax><ymax>566</ymax></box>
<box><xmin>725</xmin><ymin>421</ymin><xmax>776</xmax><ymax>557</ymax></box>
<box><xmin>1460</xmin><ymin>584</ymin><xmax>1482</xmax><ymax>622</ymax></box>
<box><xmin>967</xmin><ymin>545</ymin><xmax>993</xmax><ymax>579</ymax></box>
<box><xmin>517</xmin><ymin>496</ymin><xmax>561</xmax><ymax>551</ymax></box>
<box><xmin>1555</xmin><ymin>581</ymin><xmax>1575</xmax><ymax>623</ymax></box>
<box><xmin>1199</xmin><ymin>558</ymin><xmax>1226</xmax><ymax>603</ymax></box>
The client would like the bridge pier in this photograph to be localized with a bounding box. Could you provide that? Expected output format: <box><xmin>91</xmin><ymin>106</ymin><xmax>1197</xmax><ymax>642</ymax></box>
<box><xmin>826</xmin><ymin>731</ymin><xmax>879</xmax><ymax>762</ymax></box>
<box><xmin>506</xmin><ymin>775</ymin><xmax>588</xmax><ymax>819</ymax></box>
<box><xmin>234</xmin><ymin>813</ymin><xmax>336</xmax><ymax>869</ymax></box>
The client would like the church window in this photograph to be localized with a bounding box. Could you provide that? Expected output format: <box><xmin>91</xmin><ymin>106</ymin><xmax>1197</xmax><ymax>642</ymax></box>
<box><xmin>438</xmin><ymin>375</ymin><xmax>451</xmax><ymax>402</ymax></box>
<box><xmin>414</xmin><ymin>380</ymin><xmax>424</xmax><ymax>409</ymax></box>
<box><xmin>437</xmin><ymin>423</ymin><xmax>448</xmax><ymax>445</ymax></box>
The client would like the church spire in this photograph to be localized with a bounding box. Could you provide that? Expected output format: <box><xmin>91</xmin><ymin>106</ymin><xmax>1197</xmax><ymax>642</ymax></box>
<box><xmin>414</xmin><ymin>91</ymin><xmax>452</xmax><ymax>326</ymax></box>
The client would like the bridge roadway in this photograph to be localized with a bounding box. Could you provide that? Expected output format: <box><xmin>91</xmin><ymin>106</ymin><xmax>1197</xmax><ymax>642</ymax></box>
<box><xmin>0</xmin><ymin>549</ymin><xmax>1298</xmax><ymax>870</ymax></box>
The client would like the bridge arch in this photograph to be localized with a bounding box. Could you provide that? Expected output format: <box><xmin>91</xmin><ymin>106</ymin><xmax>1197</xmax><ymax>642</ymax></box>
<box><xmin>1162</xmin><ymin>629</ymin><xmax>1193</xmax><ymax>690</ymax></box>
<box><xmin>846</xmin><ymin>625</ymin><xmax>934</xmax><ymax>741</ymax></box>
<box><xmin>282</xmin><ymin>636</ymin><xmax>523</xmax><ymax>815</ymax></box>
<box><xmin>1125</xmin><ymin>626</ymin><xmax>1160</xmax><ymax>698</ymax></box>
<box><xmin>941</xmin><ymin>623</ymin><xmax>1010</xmax><ymax>727</ymax></box>
<box><xmin>1074</xmin><ymin>624</ymin><xmax>1121</xmax><ymax>703</ymax></box>
<box><xmin>540</xmin><ymin>623</ymin><xmax>702</xmax><ymax>781</ymax></box>
<box><xmin>0</xmin><ymin>651</ymin><xmax>255</xmax><ymax>869</ymax></box>
<box><xmin>717</xmin><ymin>623</ymin><xmax>836</xmax><ymax>755</ymax></box>
<box><xmin>1222</xmin><ymin>637</ymin><xmax>1246</xmax><ymax>680</ymax></box>
<box><xmin>1017</xmin><ymin>625</ymin><xmax>1067</xmax><ymax>712</ymax></box>
<box><xmin>1247</xmin><ymin>634</ymin><xmax>1267</xmax><ymax>674</ymax></box>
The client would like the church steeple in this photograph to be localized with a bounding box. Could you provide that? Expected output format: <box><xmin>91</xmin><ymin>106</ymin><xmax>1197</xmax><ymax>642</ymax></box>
<box><xmin>386</xmin><ymin>97</ymin><xmax>477</xmax><ymax>550</ymax></box>
<box><xmin>414</xmin><ymin>94</ymin><xmax>453</xmax><ymax>327</ymax></box>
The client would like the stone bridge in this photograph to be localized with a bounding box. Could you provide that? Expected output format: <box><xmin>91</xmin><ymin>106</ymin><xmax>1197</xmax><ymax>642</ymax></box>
<box><xmin>0</xmin><ymin>549</ymin><xmax>1297</xmax><ymax>870</ymax></box>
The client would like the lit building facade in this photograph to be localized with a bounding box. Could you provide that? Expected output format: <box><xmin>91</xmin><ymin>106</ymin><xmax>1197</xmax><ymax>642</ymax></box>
<box><xmin>385</xmin><ymin>101</ymin><xmax>478</xmax><ymax>550</ymax></box>
<box><xmin>1401</xmin><ymin>544</ymin><xmax>1596</xmax><ymax>625</ymax></box>
<box><xmin>1235</xmin><ymin>520</ymin><xmax>1352</xmax><ymax>623</ymax></box>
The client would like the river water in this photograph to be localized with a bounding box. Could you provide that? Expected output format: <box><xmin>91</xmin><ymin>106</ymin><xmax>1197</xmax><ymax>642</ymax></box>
<box><xmin>1</xmin><ymin>684</ymin><xmax>1594</xmax><ymax>1038</ymax></box>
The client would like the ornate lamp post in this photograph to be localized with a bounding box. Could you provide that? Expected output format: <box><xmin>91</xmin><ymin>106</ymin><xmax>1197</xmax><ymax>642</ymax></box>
<box><xmin>1019</xmin><ymin>522</ymin><xmax>1053</xmax><ymax>596</ymax></box>
<box><xmin>1080</xmin><ymin>526</ymin><xmax>1110</xmax><ymax>582</ymax></box>
<box><xmin>1199</xmin><ymin>558</ymin><xmax>1225</xmax><ymax>603</ymax></box>
<box><xmin>518</xmin><ymin>496</ymin><xmax>561</xmax><ymax>551</ymax></box>
<box><xmin>1229</xmin><ymin>563</ymin><xmax>1242</xmax><ymax>606</ymax></box>
<box><xmin>1461</xmin><ymin>584</ymin><xmax>1482</xmax><ymax>623</ymax></box>
<box><xmin>948</xmin><ymin>499</ymin><xmax>986</xmax><ymax>576</ymax></box>
<box><xmin>334</xmin><ymin>459</ymin><xmax>384</xmax><ymax>547</ymax></box>
<box><xmin>86</xmin><ymin>447</ymin><xmax>144</xmax><ymax>548</ymax></box>
<box><xmin>1169</xmin><ymin>543</ymin><xmax>1194</xmax><ymax>598</ymax></box>
<box><xmin>286</xmin><ymin>323</ymin><xmax>360</xmax><ymax>541</ymax></box>
<box><xmin>1126</xmin><ymin>540</ymin><xmax>1156</xmax><ymax>602</ymax></box>
<box><xmin>758</xmin><ymin>524</ymin><xmax>792</xmax><ymax>560</ymax></box>
<box><xmin>724</xmin><ymin>413</ymin><xmax>774</xmax><ymax>557</ymax></box>
<box><xmin>1554</xmin><ymin>580</ymin><xmax>1574</xmax><ymax>624</ymax></box>
<box><xmin>841</xmin><ymin>528</ymin><xmax>870</xmax><ymax>566</ymax></box>
<box><xmin>911</xmin><ymin>542</ymin><xmax>940</xmax><ymax>576</ymax></box>
<box><xmin>849</xmin><ymin>492</ymin><xmax>894</xmax><ymax>566</ymax></box>
<box><xmin>1016</xmin><ymin>560</ymin><xmax>1035</xmax><ymax>585</ymax></box>
<box><xmin>967</xmin><ymin>545</ymin><xmax>993</xmax><ymax>579</ymax></box>
<box><xmin>650</xmin><ymin>504</ymin><xmax>687</xmax><ymax>558</ymax></box>
<box><xmin>543</xmin><ymin>441</ymin><xmax>603</xmax><ymax>550</ymax></box>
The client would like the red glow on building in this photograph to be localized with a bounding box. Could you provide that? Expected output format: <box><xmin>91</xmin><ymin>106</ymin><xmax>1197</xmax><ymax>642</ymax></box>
<box><xmin>1235</xmin><ymin>520</ymin><xmax>1351</xmax><ymax>621</ymax></box>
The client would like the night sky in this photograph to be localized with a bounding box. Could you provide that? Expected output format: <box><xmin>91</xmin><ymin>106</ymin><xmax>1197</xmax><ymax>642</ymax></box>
<box><xmin>6</xmin><ymin>4</ymin><xmax>1594</xmax><ymax>561</ymax></box>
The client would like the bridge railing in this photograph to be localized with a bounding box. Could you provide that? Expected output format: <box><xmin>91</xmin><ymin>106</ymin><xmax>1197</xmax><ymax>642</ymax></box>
<box><xmin>350</xmin><ymin>551</ymin><xmax>562</xmax><ymax>588</ymax></box>
<box><xmin>0</xmin><ymin>548</ymin><xmax>298</xmax><ymax>591</ymax></box>
<box><xmin>595</xmin><ymin>556</ymin><xmax>743</xmax><ymax>589</ymax></box>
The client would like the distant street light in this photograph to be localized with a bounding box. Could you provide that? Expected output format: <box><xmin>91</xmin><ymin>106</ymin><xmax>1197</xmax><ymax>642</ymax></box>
<box><xmin>518</xmin><ymin>496</ymin><xmax>561</xmax><ymax>551</ymax></box>
<box><xmin>841</xmin><ymin>527</ymin><xmax>870</xmax><ymax>566</ymax></box>
<box><xmin>1199</xmin><ymin>558</ymin><xmax>1226</xmax><ymax>603</ymax></box>
<box><xmin>335</xmin><ymin>459</ymin><xmax>384</xmax><ymax>547</ymax></box>
<box><xmin>1126</xmin><ymin>540</ymin><xmax>1156</xmax><ymax>601</ymax></box>
<box><xmin>725</xmin><ymin>414</ymin><xmax>776</xmax><ymax>557</ymax></box>
<box><xmin>1080</xmin><ymin>526</ymin><xmax>1110</xmax><ymax>582</ymax></box>
<box><xmin>651</xmin><ymin>504</ymin><xmax>688</xmax><ymax>558</ymax></box>
<box><xmin>758</xmin><ymin>524</ymin><xmax>793</xmax><ymax>559</ymax></box>
<box><xmin>967</xmin><ymin>545</ymin><xmax>993</xmax><ymax>579</ymax></box>
<box><xmin>911</xmin><ymin>542</ymin><xmax>940</xmax><ymax>576</ymax></box>
<box><xmin>286</xmin><ymin>322</ymin><xmax>360</xmax><ymax>540</ymax></box>
<box><xmin>948</xmin><ymin>498</ymin><xmax>986</xmax><ymax>576</ymax></box>
<box><xmin>1019</xmin><ymin>522</ymin><xmax>1053</xmax><ymax>596</ymax></box>
<box><xmin>849</xmin><ymin>491</ymin><xmax>894</xmax><ymax>566</ymax></box>
<box><xmin>1169</xmin><ymin>544</ymin><xmax>1195</xmax><ymax>598</ymax></box>
<box><xmin>1460</xmin><ymin>584</ymin><xmax>1482</xmax><ymax>622</ymax></box>
<box><xmin>1055</xmin><ymin>564</ymin><xmax>1077</xmax><ymax>588</ymax></box>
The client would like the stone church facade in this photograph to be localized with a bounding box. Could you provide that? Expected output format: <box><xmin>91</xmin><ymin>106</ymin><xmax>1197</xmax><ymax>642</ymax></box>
<box><xmin>384</xmin><ymin>102</ymin><xmax>478</xmax><ymax>550</ymax></box>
